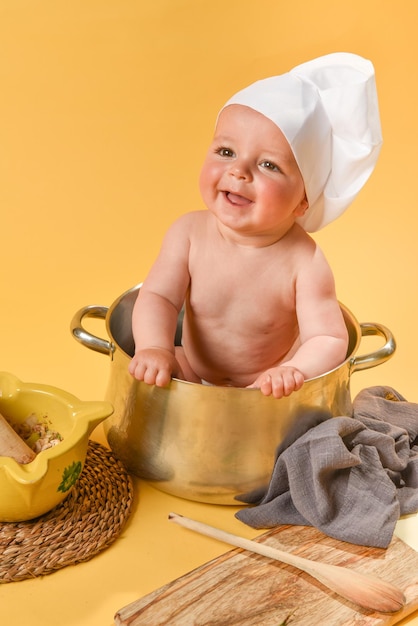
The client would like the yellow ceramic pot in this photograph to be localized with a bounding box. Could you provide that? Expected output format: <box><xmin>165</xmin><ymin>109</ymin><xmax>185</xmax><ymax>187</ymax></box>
<box><xmin>0</xmin><ymin>372</ymin><xmax>113</xmax><ymax>522</ymax></box>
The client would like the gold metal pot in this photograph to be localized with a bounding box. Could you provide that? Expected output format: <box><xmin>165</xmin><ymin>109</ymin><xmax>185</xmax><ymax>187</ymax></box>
<box><xmin>71</xmin><ymin>284</ymin><xmax>395</xmax><ymax>505</ymax></box>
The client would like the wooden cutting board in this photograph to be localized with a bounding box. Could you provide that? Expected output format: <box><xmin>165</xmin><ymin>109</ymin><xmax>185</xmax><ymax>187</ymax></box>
<box><xmin>115</xmin><ymin>524</ymin><xmax>418</xmax><ymax>625</ymax></box>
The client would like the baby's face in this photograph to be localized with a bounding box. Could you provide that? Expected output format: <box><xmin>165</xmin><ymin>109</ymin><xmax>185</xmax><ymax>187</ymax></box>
<box><xmin>199</xmin><ymin>104</ymin><xmax>308</xmax><ymax>244</ymax></box>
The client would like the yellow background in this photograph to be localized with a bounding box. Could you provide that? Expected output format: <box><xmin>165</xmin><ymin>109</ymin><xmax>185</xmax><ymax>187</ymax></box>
<box><xmin>1</xmin><ymin>1</ymin><xmax>418</xmax><ymax>625</ymax></box>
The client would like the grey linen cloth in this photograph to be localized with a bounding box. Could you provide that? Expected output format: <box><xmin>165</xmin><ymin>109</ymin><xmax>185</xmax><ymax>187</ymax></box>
<box><xmin>235</xmin><ymin>386</ymin><xmax>418</xmax><ymax>548</ymax></box>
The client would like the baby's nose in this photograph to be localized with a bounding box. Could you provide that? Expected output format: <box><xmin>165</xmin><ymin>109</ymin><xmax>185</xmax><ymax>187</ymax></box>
<box><xmin>229</xmin><ymin>160</ymin><xmax>251</xmax><ymax>180</ymax></box>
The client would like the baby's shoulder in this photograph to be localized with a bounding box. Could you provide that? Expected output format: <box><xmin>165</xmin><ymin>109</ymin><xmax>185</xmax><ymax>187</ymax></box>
<box><xmin>172</xmin><ymin>211</ymin><xmax>214</xmax><ymax>244</ymax></box>
<box><xmin>287</xmin><ymin>228</ymin><xmax>336</xmax><ymax>288</ymax></box>
<box><xmin>170</xmin><ymin>210</ymin><xmax>209</xmax><ymax>231</ymax></box>
<box><xmin>284</xmin><ymin>226</ymin><xmax>332</xmax><ymax>274</ymax></box>
<box><xmin>286</xmin><ymin>224</ymin><xmax>317</xmax><ymax>257</ymax></box>
<box><xmin>163</xmin><ymin>211</ymin><xmax>203</xmax><ymax>241</ymax></box>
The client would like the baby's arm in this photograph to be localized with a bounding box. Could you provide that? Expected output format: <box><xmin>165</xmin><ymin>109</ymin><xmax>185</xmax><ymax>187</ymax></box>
<box><xmin>129</xmin><ymin>215</ymin><xmax>192</xmax><ymax>386</ymax></box>
<box><xmin>250</xmin><ymin>246</ymin><xmax>348</xmax><ymax>398</ymax></box>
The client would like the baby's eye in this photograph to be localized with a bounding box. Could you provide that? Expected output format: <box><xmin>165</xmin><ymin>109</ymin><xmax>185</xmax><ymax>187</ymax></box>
<box><xmin>217</xmin><ymin>147</ymin><xmax>235</xmax><ymax>158</ymax></box>
<box><xmin>260</xmin><ymin>160</ymin><xmax>280</xmax><ymax>172</ymax></box>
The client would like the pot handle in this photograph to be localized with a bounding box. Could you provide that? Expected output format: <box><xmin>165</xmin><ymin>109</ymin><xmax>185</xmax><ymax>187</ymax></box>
<box><xmin>70</xmin><ymin>305</ymin><xmax>114</xmax><ymax>357</ymax></box>
<box><xmin>350</xmin><ymin>322</ymin><xmax>396</xmax><ymax>373</ymax></box>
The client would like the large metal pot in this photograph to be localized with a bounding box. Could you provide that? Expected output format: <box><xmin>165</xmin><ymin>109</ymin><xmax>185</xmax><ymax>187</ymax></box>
<box><xmin>71</xmin><ymin>283</ymin><xmax>395</xmax><ymax>505</ymax></box>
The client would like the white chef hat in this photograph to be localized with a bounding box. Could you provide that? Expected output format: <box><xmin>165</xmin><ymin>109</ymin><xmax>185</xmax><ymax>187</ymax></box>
<box><xmin>221</xmin><ymin>52</ymin><xmax>382</xmax><ymax>232</ymax></box>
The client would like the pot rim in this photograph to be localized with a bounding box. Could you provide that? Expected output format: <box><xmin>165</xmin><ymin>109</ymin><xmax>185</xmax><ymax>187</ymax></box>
<box><xmin>105</xmin><ymin>283</ymin><xmax>362</xmax><ymax>384</ymax></box>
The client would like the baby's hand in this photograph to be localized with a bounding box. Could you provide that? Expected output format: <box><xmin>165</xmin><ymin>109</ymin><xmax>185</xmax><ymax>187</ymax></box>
<box><xmin>248</xmin><ymin>366</ymin><xmax>305</xmax><ymax>399</ymax></box>
<box><xmin>128</xmin><ymin>348</ymin><xmax>183</xmax><ymax>387</ymax></box>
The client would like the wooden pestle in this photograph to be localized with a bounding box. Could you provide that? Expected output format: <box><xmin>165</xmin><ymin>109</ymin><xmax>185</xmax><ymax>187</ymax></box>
<box><xmin>0</xmin><ymin>412</ymin><xmax>36</xmax><ymax>464</ymax></box>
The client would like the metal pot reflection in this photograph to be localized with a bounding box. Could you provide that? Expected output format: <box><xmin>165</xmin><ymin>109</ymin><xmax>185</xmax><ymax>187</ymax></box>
<box><xmin>71</xmin><ymin>284</ymin><xmax>395</xmax><ymax>504</ymax></box>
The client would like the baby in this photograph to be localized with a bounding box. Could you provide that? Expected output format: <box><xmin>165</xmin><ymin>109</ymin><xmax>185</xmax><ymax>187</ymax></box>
<box><xmin>129</xmin><ymin>53</ymin><xmax>382</xmax><ymax>398</ymax></box>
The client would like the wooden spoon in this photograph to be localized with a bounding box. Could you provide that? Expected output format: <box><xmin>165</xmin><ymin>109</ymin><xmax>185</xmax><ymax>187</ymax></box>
<box><xmin>0</xmin><ymin>412</ymin><xmax>36</xmax><ymax>464</ymax></box>
<box><xmin>169</xmin><ymin>512</ymin><xmax>406</xmax><ymax>614</ymax></box>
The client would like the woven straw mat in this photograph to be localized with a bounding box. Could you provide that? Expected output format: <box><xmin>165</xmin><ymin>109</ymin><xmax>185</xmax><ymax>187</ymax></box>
<box><xmin>0</xmin><ymin>440</ymin><xmax>134</xmax><ymax>583</ymax></box>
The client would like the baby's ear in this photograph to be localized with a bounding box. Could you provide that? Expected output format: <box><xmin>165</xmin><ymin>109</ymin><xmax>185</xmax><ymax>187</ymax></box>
<box><xmin>295</xmin><ymin>194</ymin><xmax>309</xmax><ymax>216</ymax></box>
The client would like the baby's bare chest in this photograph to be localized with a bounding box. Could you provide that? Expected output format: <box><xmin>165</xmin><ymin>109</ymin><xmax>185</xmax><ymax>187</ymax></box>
<box><xmin>188</xmin><ymin>251</ymin><xmax>297</xmax><ymax>329</ymax></box>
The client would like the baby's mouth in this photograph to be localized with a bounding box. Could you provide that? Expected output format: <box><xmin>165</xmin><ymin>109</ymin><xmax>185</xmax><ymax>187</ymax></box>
<box><xmin>224</xmin><ymin>191</ymin><xmax>252</xmax><ymax>206</ymax></box>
